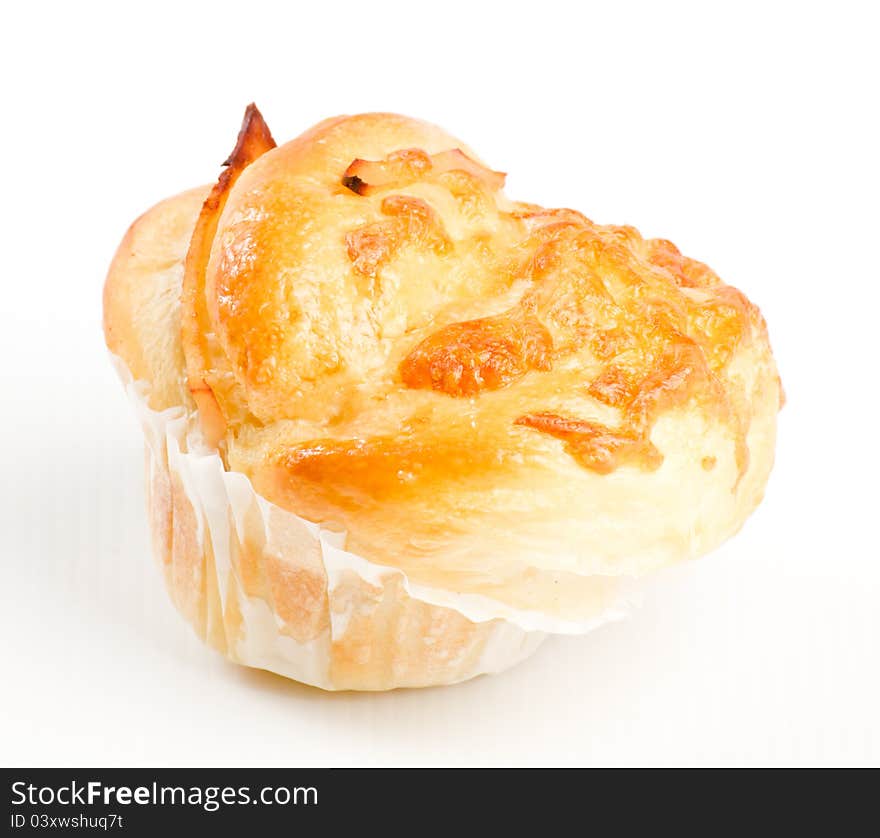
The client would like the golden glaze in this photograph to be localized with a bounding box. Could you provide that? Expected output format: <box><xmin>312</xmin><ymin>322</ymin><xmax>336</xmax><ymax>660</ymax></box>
<box><xmin>346</xmin><ymin>194</ymin><xmax>451</xmax><ymax>284</ymax></box>
<box><xmin>400</xmin><ymin>313</ymin><xmax>553</xmax><ymax>397</ymax></box>
<box><xmin>105</xmin><ymin>107</ymin><xmax>782</xmax><ymax>590</ymax></box>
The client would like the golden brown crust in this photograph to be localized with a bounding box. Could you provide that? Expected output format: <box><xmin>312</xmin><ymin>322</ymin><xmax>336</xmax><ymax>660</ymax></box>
<box><xmin>105</xmin><ymin>108</ymin><xmax>781</xmax><ymax>603</ymax></box>
<box><xmin>181</xmin><ymin>103</ymin><xmax>276</xmax><ymax>448</ymax></box>
<box><xmin>400</xmin><ymin>313</ymin><xmax>554</xmax><ymax>397</ymax></box>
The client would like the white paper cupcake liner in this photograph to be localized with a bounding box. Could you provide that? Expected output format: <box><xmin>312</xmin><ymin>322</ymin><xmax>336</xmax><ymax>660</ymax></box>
<box><xmin>115</xmin><ymin>356</ymin><xmax>639</xmax><ymax>690</ymax></box>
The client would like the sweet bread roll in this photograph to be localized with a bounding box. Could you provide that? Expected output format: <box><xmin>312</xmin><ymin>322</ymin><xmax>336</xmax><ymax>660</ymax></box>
<box><xmin>104</xmin><ymin>105</ymin><xmax>781</xmax><ymax>689</ymax></box>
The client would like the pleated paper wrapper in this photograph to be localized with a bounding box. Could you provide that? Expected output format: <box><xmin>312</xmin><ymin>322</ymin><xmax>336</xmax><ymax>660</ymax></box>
<box><xmin>116</xmin><ymin>357</ymin><xmax>639</xmax><ymax>690</ymax></box>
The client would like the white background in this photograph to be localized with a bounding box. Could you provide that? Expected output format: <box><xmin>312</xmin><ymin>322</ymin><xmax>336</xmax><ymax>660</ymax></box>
<box><xmin>2</xmin><ymin>1</ymin><xmax>878</xmax><ymax>766</ymax></box>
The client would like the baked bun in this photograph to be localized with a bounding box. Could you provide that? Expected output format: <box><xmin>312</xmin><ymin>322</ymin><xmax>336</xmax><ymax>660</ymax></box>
<box><xmin>104</xmin><ymin>105</ymin><xmax>781</xmax><ymax>689</ymax></box>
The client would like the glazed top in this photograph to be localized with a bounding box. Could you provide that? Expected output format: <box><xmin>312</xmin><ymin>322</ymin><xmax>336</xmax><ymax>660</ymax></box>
<box><xmin>115</xmin><ymin>107</ymin><xmax>783</xmax><ymax>596</ymax></box>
